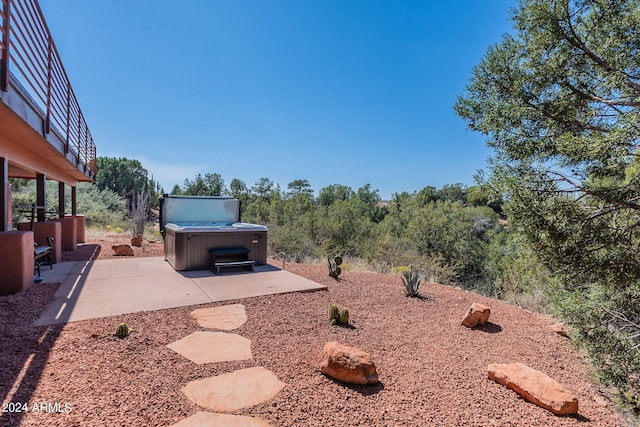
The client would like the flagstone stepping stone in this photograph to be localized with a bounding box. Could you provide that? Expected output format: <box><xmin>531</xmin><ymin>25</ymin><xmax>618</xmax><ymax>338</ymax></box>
<box><xmin>167</xmin><ymin>331</ymin><xmax>252</xmax><ymax>364</ymax></box>
<box><xmin>191</xmin><ymin>304</ymin><xmax>248</xmax><ymax>330</ymax></box>
<box><xmin>181</xmin><ymin>366</ymin><xmax>286</xmax><ymax>412</ymax></box>
<box><xmin>170</xmin><ymin>411</ymin><xmax>273</xmax><ymax>427</ymax></box>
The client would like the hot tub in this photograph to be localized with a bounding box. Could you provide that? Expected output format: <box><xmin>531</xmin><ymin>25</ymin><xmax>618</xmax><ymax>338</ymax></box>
<box><xmin>160</xmin><ymin>195</ymin><xmax>268</xmax><ymax>271</ymax></box>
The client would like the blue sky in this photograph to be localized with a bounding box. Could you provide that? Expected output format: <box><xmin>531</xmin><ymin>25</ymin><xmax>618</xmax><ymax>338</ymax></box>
<box><xmin>39</xmin><ymin>0</ymin><xmax>516</xmax><ymax>199</ymax></box>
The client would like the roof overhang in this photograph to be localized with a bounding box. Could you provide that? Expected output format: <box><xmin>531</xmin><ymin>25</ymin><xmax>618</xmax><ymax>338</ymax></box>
<box><xmin>0</xmin><ymin>78</ymin><xmax>95</xmax><ymax>186</ymax></box>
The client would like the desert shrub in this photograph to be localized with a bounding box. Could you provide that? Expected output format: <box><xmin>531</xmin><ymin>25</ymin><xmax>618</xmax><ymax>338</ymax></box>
<box><xmin>9</xmin><ymin>180</ymin><xmax>126</xmax><ymax>229</ymax></box>
<box><xmin>371</xmin><ymin>200</ymin><xmax>499</xmax><ymax>290</ymax></box>
<box><xmin>267</xmin><ymin>223</ymin><xmax>316</xmax><ymax>262</ymax></box>
<box><xmin>485</xmin><ymin>227</ymin><xmax>552</xmax><ymax>312</ymax></box>
<box><xmin>314</xmin><ymin>198</ymin><xmax>373</xmax><ymax>256</ymax></box>
<box><xmin>550</xmin><ymin>283</ymin><xmax>640</xmax><ymax>411</ymax></box>
<box><xmin>76</xmin><ymin>183</ymin><xmax>127</xmax><ymax>228</ymax></box>
<box><xmin>144</xmin><ymin>224</ymin><xmax>162</xmax><ymax>240</ymax></box>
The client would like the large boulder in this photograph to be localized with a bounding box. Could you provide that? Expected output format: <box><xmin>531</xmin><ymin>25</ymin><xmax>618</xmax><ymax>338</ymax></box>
<box><xmin>461</xmin><ymin>303</ymin><xmax>491</xmax><ymax>328</ymax></box>
<box><xmin>131</xmin><ymin>234</ymin><xmax>143</xmax><ymax>247</ymax></box>
<box><xmin>488</xmin><ymin>362</ymin><xmax>579</xmax><ymax>415</ymax></box>
<box><xmin>112</xmin><ymin>244</ymin><xmax>134</xmax><ymax>256</ymax></box>
<box><xmin>319</xmin><ymin>341</ymin><xmax>378</xmax><ymax>385</ymax></box>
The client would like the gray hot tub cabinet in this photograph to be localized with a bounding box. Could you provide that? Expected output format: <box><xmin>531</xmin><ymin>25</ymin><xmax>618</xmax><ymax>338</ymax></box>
<box><xmin>160</xmin><ymin>195</ymin><xmax>268</xmax><ymax>271</ymax></box>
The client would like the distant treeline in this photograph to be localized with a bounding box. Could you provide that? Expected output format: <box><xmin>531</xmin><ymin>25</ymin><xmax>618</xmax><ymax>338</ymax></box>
<box><xmin>6</xmin><ymin>159</ymin><xmax>548</xmax><ymax>316</ymax></box>
<box><xmin>170</xmin><ymin>173</ymin><xmax>545</xmax><ymax>312</ymax></box>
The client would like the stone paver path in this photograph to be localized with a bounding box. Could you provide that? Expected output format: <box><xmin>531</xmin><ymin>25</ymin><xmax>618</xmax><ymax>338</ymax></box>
<box><xmin>181</xmin><ymin>366</ymin><xmax>287</xmax><ymax>413</ymax></box>
<box><xmin>191</xmin><ymin>303</ymin><xmax>248</xmax><ymax>330</ymax></box>
<box><xmin>167</xmin><ymin>331</ymin><xmax>252</xmax><ymax>364</ymax></box>
<box><xmin>171</xmin><ymin>411</ymin><xmax>273</xmax><ymax>427</ymax></box>
<box><xmin>168</xmin><ymin>304</ymin><xmax>284</xmax><ymax>426</ymax></box>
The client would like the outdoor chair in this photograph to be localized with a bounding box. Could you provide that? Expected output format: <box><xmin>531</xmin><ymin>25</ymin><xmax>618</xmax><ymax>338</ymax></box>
<box><xmin>34</xmin><ymin>236</ymin><xmax>54</xmax><ymax>276</ymax></box>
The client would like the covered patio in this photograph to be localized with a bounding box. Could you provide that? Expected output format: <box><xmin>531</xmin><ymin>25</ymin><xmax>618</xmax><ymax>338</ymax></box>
<box><xmin>1</xmin><ymin>0</ymin><xmax>97</xmax><ymax>295</ymax></box>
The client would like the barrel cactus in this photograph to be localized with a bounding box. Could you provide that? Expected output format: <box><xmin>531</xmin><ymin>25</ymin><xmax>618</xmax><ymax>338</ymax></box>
<box><xmin>338</xmin><ymin>307</ymin><xmax>349</xmax><ymax>325</ymax></box>
<box><xmin>328</xmin><ymin>255</ymin><xmax>343</xmax><ymax>281</ymax></box>
<box><xmin>328</xmin><ymin>303</ymin><xmax>340</xmax><ymax>324</ymax></box>
<box><xmin>115</xmin><ymin>322</ymin><xmax>130</xmax><ymax>338</ymax></box>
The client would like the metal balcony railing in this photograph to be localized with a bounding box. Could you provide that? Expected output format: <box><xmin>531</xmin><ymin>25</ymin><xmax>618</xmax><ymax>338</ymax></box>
<box><xmin>0</xmin><ymin>0</ymin><xmax>96</xmax><ymax>177</ymax></box>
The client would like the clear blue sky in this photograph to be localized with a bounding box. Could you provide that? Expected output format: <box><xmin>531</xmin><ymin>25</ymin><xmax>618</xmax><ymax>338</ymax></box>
<box><xmin>40</xmin><ymin>0</ymin><xmax>516</xmax><ymax>199</ymax></box>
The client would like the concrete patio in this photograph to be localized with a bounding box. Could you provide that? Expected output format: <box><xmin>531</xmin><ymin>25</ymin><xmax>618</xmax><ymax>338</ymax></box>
<box><xmin>34</xmin><ymin>257</ymin><xmax>326</xmax><ymax>326</ymax></box>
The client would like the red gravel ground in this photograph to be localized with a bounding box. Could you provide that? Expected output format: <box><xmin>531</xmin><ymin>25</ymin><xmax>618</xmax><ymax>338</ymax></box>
<box><xmin>0</xmin><ymin>233</ymin><xmax>632</xmax><ymax>426</ymax></box>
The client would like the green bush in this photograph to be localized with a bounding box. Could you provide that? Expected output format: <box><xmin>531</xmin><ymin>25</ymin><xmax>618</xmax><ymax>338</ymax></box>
<box><xmin>267</xmin><ymin>223</ymin><xmax>315</xmax><ymax>262</ymax></box>
<box><xmin>9</xmin><ymin>180</ymin><xmax>127</xmax><ymax>229</ymax></box>
<box><xmin>551</xmin><ymin>283</ymin><xmax>640</xmax><ymax>411</ymax></box>
<box><xmin>76</xmin><ymin>183</ymin><xmax>127</xmax><ymax>228</ymax></box>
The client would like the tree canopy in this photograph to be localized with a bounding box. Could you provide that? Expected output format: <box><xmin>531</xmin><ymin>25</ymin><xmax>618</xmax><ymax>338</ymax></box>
<box><xmin>455</xmin><ymin>0</ymin><xmax>640</xmax><ymax>407</ymax></box>
<box><xmin>96</xmin><ymin>157</ymin><xmax>149</xmax><ymax>199</ymax></box>
<box><xmin>95</xmin><ymin>157</ymin><xmax>162</xmax><ymax>209</ymax></box>
<box><xmin>180</xmin><ymin>173</ymin><xmax>225</xmax><ymax>196</ymax></box>
<box><xmin>455</xmin><ymin>0</ymin><xmax>640</xmax><ymax>287</ymax></box>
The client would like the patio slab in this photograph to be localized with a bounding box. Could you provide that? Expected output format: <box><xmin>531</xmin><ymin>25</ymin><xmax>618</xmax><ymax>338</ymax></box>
<box><xmin>186</xmin><ymin>267</ymin><xmax>326</xmax><ymax>302</ymax></box>
<box><xmin>34</xmin><ymin>257</ymin><xmax>326</xmax><ymax>326</ymax></box>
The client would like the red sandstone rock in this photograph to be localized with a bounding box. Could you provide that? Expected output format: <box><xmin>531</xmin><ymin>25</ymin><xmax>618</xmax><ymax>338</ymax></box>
<box><xmin>112</xmin><ymin>244</ymin><xmax>135</xmax><ymax>256</ymax></box>
<box><xmin>131</xmin><ymin>234</ymin><xmax>143</xmax><ymax>247</ymax></box>
<box><xmin>488</xmin><ymin>362</ymin><xmax>579</xmax><ymax>415</ymax></box>
<box><xmin>461</xmin><ymin>302</ymin><xmax>491</xmax><ymax>327</ymax></box>
<box><xmin>319</xmin><ymin>341</ymin><xmax>378</xmax><ymax>385</ymax></box>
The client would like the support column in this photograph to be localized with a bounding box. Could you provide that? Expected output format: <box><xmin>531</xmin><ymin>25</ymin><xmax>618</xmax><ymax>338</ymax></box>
<box><xmin>0</xmin><ymin>231</ymin><xmax>34</xmax><ymax>295</ymax></box>
<box><xmin>0</xmin><ymin>157</ymin><xmax>11</xmax><ymax>231</ymax></box>
<box><xmin>1</xmin><ymin>157</ymin><xmax>7</xmax><ymax>231</ymax></box>
<box><xmin>36</xmin><ymin>173</ymin><xmax>46</xmax><ymax>222</ymax></box>
<box><xmin>71</xmin><ymin>185</ymin><xmax>77</xmax><ymax>216</ymax></box>
<box><xmin>58</xmin><ymin>181</ymin><xmax>65</xmax><ymax>218</ymax></box>
<box><xmin>66</xmin><ymin>185</ymin><xmax>84</xmax><ymax>243</ymax></box>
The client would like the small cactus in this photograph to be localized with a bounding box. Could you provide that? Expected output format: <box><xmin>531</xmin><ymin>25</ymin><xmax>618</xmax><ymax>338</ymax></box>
<box><xmin>329</xmin><ymin>304</ymin><xmax>350</xmax><ymax>326</ymax></box>
<box><xmin>328</xmin><ymin>304</ymin><xmax>340</xmax><ymax>323</ymax></box>
<box><xmin>338</xmin><ymin>307</ymin><xmax>349</xmax><ymax>325</ymax></box>
<box><xmin>115</xmin><ymin>322</ymin><xmax>130</xmax><ymax>338</ymax></box>
<box><xmin>328</xmin><ymin>255</ymin><xmax>343</xmax><ymax>281</ymax></box>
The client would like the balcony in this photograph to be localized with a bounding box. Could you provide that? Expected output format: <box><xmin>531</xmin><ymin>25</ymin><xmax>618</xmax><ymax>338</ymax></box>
<box><xmin>1</xmin><ymin>0</ymin><xmax>97</xmax><ymax>293</ymax></box>
<box><xmin>1</xmin><ymin>0</ymin><xmax>96</xmax><ymax>182</ymax></box>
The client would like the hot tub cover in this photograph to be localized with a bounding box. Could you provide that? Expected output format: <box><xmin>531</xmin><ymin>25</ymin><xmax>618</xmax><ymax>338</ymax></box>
<box><xmin>160</xmin><ymin>195</ymin><xmax>246</xmax><ymax>235</ymax></box>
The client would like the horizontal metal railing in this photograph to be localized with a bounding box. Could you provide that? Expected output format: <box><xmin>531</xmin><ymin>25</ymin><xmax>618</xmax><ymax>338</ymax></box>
<box><xmin>0</xmin><ymin>0</ymin><xmax>96</xmax><ymax>178</ymax></box>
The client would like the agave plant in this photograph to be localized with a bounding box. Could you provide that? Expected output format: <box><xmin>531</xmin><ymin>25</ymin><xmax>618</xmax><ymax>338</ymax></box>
<box><xmin>401</xmin><ymin>266</ymin><xmax>422</xmax><ymax>297</ymax></box>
